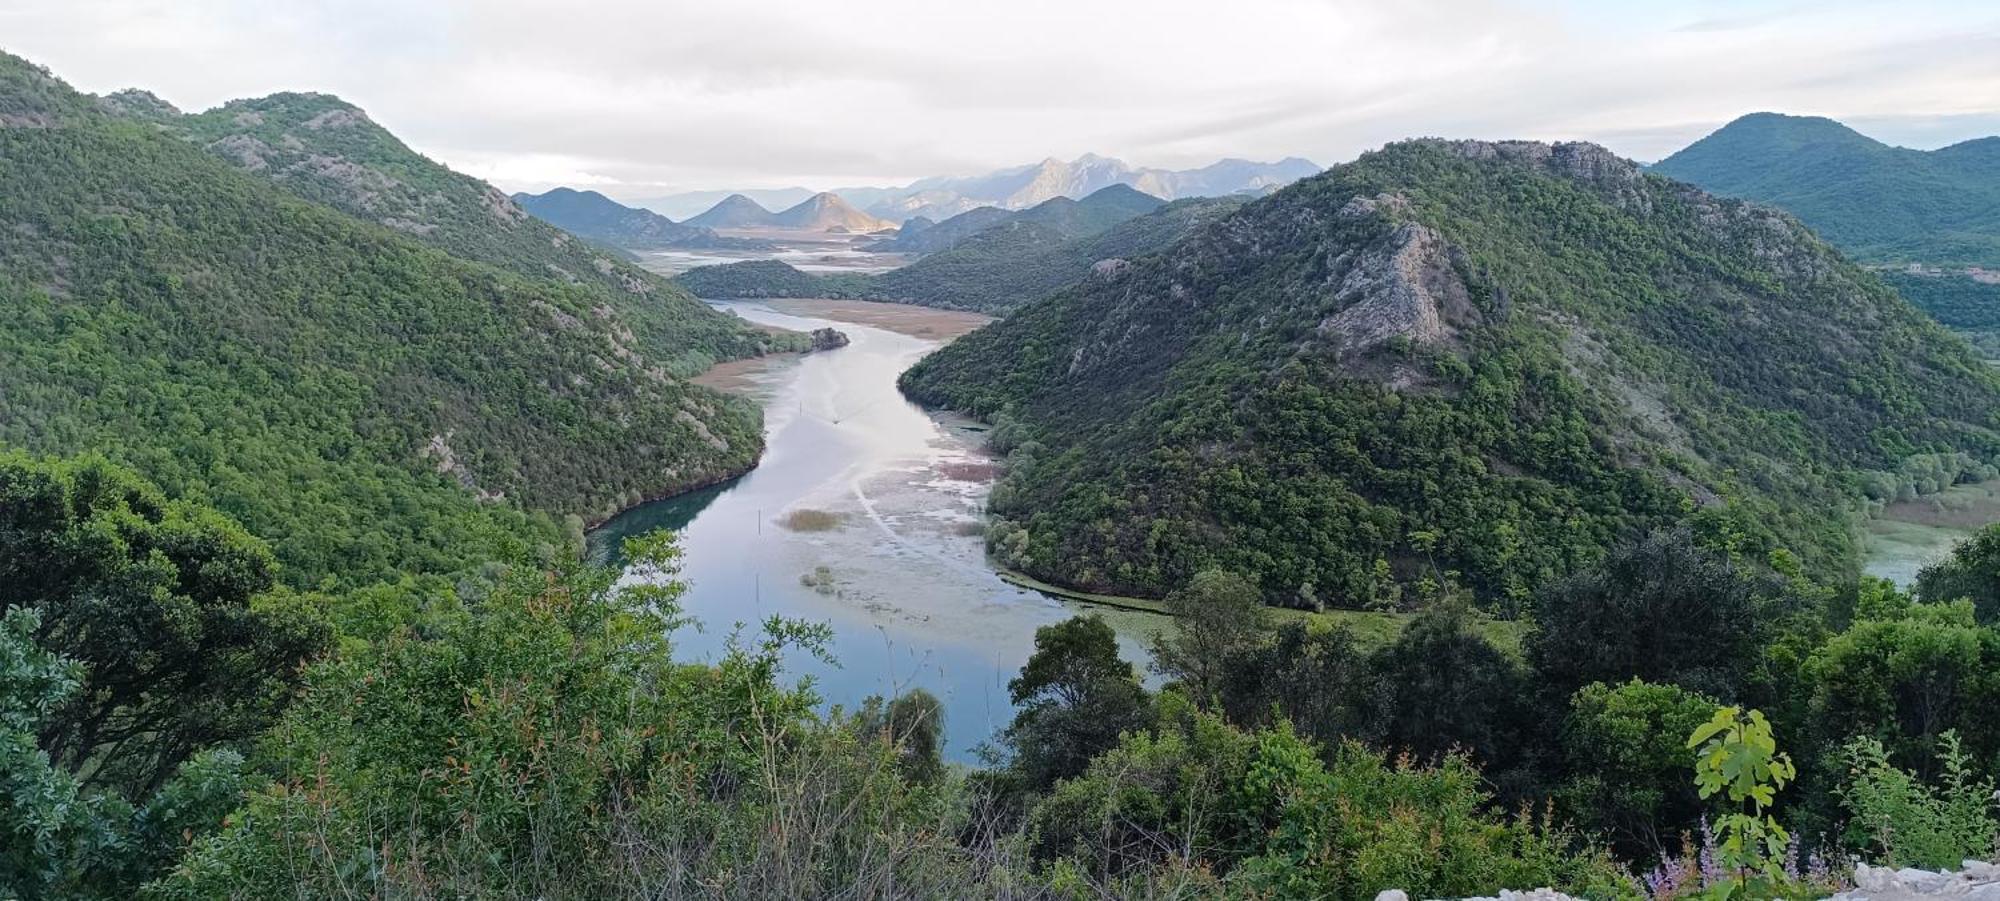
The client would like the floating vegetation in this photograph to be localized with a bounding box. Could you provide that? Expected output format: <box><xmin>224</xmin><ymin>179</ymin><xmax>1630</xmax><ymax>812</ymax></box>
<box><xmin>799</xmin><ymin>565</ymin><xmax>837</xmax><ymax>594</ymax></box>
<box><xmin>780</xmin><ymin>508</ymin><xmax>843</xmax><ymax>532</ymax></box>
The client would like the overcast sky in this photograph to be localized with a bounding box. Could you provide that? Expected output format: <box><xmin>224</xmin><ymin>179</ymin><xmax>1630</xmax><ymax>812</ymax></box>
<box><xmin>6</xmin><ymin>0</ymin><xmax>1998</xmax><ymax>200</ymax></box>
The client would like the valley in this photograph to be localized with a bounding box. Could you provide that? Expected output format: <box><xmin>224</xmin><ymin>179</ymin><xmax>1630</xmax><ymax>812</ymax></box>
<box><xmin>588</xmin><ymin>300</ymin><xmax>1162</xmax><ymax>759</ymax></box>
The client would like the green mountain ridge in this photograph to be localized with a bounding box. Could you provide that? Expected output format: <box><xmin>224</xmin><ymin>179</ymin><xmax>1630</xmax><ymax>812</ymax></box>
<box><xmin>901</xmin><ymin>138</ymin><xmax>2000</xmax><ymax>604</ymax></box>
<box><xmin>1653</xmin><ymin>112</ymin><xmax>2000</xmax><ymax>268</ymax></box>
<box><xmin>0</xmin><ymin>52</ymin><xmax>775</xmax><ymax>587</ymax></box>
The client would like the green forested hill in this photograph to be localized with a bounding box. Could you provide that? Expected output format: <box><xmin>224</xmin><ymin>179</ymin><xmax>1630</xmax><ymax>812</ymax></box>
<box><xmin>903</xmin><ymin>139</ymin><xmax>2000</xmax><ymax>605</ymax></box>
<box><xmin>154</xmin><ymin>90</ymin><xmax>797</xmax><ymax>374</ymax></box>
<box><xmin>1652</xmin><ymin>113</ymin><xmax>2000</xmax><ymax>268</ymax></box>
<box><xmin>673</xmin><ymin>196</ymin><xmax>1239</xmax><ymax>313</ymax></box>
<box><xmin>0</xmin><ymin>54</ymin><xmax>767</xmax><ymax>587</ymax></box>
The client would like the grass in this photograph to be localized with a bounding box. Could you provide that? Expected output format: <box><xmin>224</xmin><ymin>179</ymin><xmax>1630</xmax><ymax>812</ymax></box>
<box><xmin>996</xmin><ymin>569</ymin><xmax>1527</xmax><ymax>653</ymax></box>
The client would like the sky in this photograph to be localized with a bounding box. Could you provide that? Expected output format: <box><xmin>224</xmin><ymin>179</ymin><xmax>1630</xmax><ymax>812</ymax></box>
<box><xmin>5</xmin><ymin>0</ymin><xmax>1999</xmax><ymax>201</ymax></box>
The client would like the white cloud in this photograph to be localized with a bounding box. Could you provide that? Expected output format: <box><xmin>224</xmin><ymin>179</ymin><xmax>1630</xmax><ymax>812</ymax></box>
<box><xmin>3</xmin><ymin>0</ymin><xmax>1996</xmax><ymax>197</ymax></box>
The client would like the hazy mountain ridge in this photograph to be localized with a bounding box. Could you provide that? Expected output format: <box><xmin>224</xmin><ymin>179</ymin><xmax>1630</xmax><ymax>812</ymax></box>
<box><xmin>863</xmin><ymin>153</ymin><xmax>1318</xmax><ymax>219</ymax></box>
<box><xmin>511</xmin><ymin>187</ymin><xmax>765</xmax><ymax>250</ymax></box>
<box><xmin>868</xmin><ymin>184</ymin><xmax>1165</xmax><ymax>254</ymax></box>
<box><xmin>675</xmin><ymin>189</ymin><xmax>1227</xmax><ymax>312</ymax></box>
<box><xmin>901</xmin><ymin>138</ymin><xmax>2000</xmax><ymax>602</ymax></box>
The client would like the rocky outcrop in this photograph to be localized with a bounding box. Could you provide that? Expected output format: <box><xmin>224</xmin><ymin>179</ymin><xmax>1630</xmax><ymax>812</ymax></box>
<box><xmin>1832</xmin><ymin>861</ymin><xmax>2000</xmax><ymax>900</ymax></box>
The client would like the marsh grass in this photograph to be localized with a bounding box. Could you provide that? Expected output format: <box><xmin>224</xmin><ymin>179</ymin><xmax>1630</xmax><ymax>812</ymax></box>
<box><xmin>780</xmin><ymin>508</ymin><xmax>844</xmax><ymax>532</ymax></box>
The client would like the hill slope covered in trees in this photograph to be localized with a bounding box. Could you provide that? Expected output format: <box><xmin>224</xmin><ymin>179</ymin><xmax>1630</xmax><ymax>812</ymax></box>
<box><xmin>902</xmin><ymin>139</ymin><xmax>2000</xmax><ymax>604</ymax></box>
<box><xmin>1653</xmin><ymin>113</ymin><xmax>2000</xmax><ymax>268</ymax></box>
<box><xmin>150</xmin><ymin>91</ymin><xmax>796</xmax><ymax>373</ymax></box>
<box><xmin>0</xmin><ymin>53</ymin><xmax>775</xmax><ymax>587</ymax></box>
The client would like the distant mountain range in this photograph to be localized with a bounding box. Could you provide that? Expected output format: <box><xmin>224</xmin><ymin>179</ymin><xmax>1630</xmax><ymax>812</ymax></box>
<box><xmin>632</xmin><ymin>154</ymin><xmax>1318</xmax><ymax>224</ymax></box>
<box><xmin>511</xmin><ymin>187</ymin><xmax>759</xmax><ymax>250</ymax></box>
<box><xmin>866</xmin><ymin>183</ymin><xmax>1165</xmax><ymax>254</ymax></box>
<box><xmin>674</xmin><ymin>185</ymin><xmax>1233</xmax><ymax>314</ymax></box>
<box><xmin>681</xmin><ymin>191</ymin><xmax>896</xmax><ymax>233</ymax></box>
<box><xmin>1653</xmin><ymin>112</ymin><xmax>2000</xmax><ymax>268</ymax></box>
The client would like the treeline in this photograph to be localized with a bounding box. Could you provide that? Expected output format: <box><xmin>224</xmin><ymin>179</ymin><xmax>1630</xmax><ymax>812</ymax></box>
<box><xmin>8</xmin><ymin>454</ymin><xmax>2000</xmax><ymax>898</ymax></box>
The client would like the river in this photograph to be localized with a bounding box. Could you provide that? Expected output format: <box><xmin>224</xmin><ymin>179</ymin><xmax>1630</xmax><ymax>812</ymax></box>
<box><xmin>591</xmin><ymin>300</ymin><xmax>1162</xmax><ymax>760</ymax></box>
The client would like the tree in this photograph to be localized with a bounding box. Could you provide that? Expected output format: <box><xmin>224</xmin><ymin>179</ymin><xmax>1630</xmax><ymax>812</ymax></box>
<box><xmin>1</xmin><ymin>608</ymin><xmax>250</xmax><ymax>900</ymax></box>
<box><xmin>1005</xmin><ymin>616</ymin><xmax>1152</xmax><ymax>790</ymax></box>
<box><xmin>0</xmin><ymin>455</ymin><xmax>330</xmax><ymax>799</ymax></box>
<box><xmin>1805</xmin><ymin>593</ymin><xmax>2000</xmax><ymax>772</ymax></box>
<box><xmin>1367</xmin><ymin>603</ymin><xmax>1529</xmax><ymax>769</ymax></box>
<box><xmin>1527</xmin><ymin>529</ymin><xmax>1781</xmax><ymax>702</ymax></box>
<box><xmin>858</xmin><ymin>689</ymin><xmax>946</xmax><ymax>784</ymax></box>
<box><xmin>1915</xmin><ymin>523</ymin><xmax>2000</xmax><ymax>624</ymax></box>
<box><xmin>1150</xmin><ymin>569</ymin><xmax>1268</xmax><ymax>705</ymax></box>
<box><xmin>1689</xmin><ymin>707</ymin><xmax>1797</xmax><ymax>892</ymax></box>
<box><xmin>1215</xmin><ymin>620</ymin><xmax>1374</xmax><ymax>746</ymax></box>
<box><xmin>1559</xmin><ymin>679</ymin><xmax>1720</xmax><ymax>859</ymax></box>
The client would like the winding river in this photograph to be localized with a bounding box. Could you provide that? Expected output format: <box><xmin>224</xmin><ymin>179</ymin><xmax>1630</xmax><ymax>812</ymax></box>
<box><xmin>592</xmin><ymin>301</ymin><xmax>1161</xmax><ymax>760</ymax></box>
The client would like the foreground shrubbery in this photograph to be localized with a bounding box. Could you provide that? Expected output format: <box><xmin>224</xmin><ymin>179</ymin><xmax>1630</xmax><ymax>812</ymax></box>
<box><xmin>8</xmin><ymin>456</ymin><xmax>2000</xmax><ymax>898</ymax></box>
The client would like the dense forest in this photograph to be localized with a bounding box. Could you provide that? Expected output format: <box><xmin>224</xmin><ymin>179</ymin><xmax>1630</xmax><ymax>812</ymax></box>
<box><xmin>0</xmin><ymin>53</ymin><xmax>786</xmax><ymax>587</ymax></box>
<box><xmin>11</xmin><ymin>452</ymin><xmax>2000</xmax><ymax>898</ymax></box>
<box><xmin>903</xmin><ymin>139</ymin><xmax>2000</xmax><ymax>606</ymax></box>
<box><xmin>162</xmin><ymin>89</ymin><xmax>801</xmax><ymax>374</ymax></box>
<box><xmin>1882</xmin><ymin>271</ymin><xmax>2000</xmax><ymax>358</ymax></box>
<box><xmin>1653</xmin><ymin>113</ymin><xmax>2000</xmax><ymax>268</ymax></box>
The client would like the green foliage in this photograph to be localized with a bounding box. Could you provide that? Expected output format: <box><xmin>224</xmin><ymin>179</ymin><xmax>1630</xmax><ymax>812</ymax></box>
<box><xmin>162</xmin><ymin>91</ymin><xmax>799</xmax><ymax>370</ymax></box>
<box><xmin>1561</xmin><ymin>680</ymin><xmax>1722</xmax><ymax>859</ymax></box>
<box><xmin>1805</xmin><ymin>593</ymin><xmax>2000</xmax><ymax>772</ymax></box>
<box><xmin>0</xmin><ymin>455</ymin><xmax>330</xmax><ymax>799</ymax></box>
<box><xmin>1368</xmin><ymin>602</ymin><xmax>1531</xmax><ymax>769</ymax></box>
<box><xmin>152</xmin><ymin>534</ymin><xmax>976</xmax><ymax>899</ymax></box>
<box><xmin>905</xmin><ymin>138</ymin><xmax>1999</xmax><ymax>605</ymax></box>
<box><xmin>1915</xmin><ymin>521</ymin><xmax>2000</xmax><ymax>623</ymax></box>
<box><xmin>0</xmin><ymin>54</ymin><xmax>782</xmax><ymax>587</ymax></box>
<box><xmin>1654</xmin><ymin>113</ymin><xmax>2000</xmax><ymax>268</ymax></box>
<box><xmin>1</xmin><ymin>608</ymin><xmax>254</xmax><ymax>900</ymax></box>
<box><xmin>1149</xmin><ymin>568</ymin><xmax>1268</xmax><ymax>703</ymax></box>
<box><xmin>1527</xmin><ymin>530</ymin><xmax>1791</xmax><ymax>702</ymax></box>
<box><xmin>1883</xmin><ymin>271</ymin><xmax>2000</xmax><ymax>357</ymax></box>
<box><xmin>1689</xmin><ymin>707</ymin><xmax>1798</xmax><ymax>891</ymax></box>
<box><xmin>1027</xmin><ymin>709</ymin><xmax>1633</xmax><ymax>899</ymax></box>
<box><xmin>1839</xmin><ymin>733</ymin><xmax>1999</xmax><ymax>869</ymax></box>
<box><xmin>1004</xmin><ymin>616</ymin><xmax>1154</xmax><ymax>791</ymax></box>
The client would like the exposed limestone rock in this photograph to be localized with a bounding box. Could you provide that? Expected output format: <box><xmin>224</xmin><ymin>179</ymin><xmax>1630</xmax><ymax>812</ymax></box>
<box><xmin>1090</xmin><ymin>257</ymin><xmax>1130</xmax><ymax>278</ymax></box>
<box><xmin>1317</xmin><ymin>220</ymin><xmax>1474</xmax><ymax>359</ymax></box>
<box><xmin>97</xmin><ymin>88</ymin><xmax>180</xmax><ymax>121</ymax></box>
<box><xmin>302</xmin><ymin>107</ymin><xmax>366</xmax><ymax>129</ymax></box>
<box><xmin>483</xmin><ymin>185</ymin><xmax>528</xmax><ymax>224</ymax></box>
<box><xmin>419</xmin><ymin>433</ymin><xmax>503</xmax><ymax>501</ymax></box>
<box><xmin>232</xmin><ymin>110</ymin><xmax>263</xmax><ymax>126</ymax></box>
<box><xmin>676</xmin><ymin>409</ymin><xmax>729</xmax><ymax>451</ymax></box>
<box><xmin>1832</xmin><ymin>861</ymin><xmax>2000</xmax><ymax>900</ymax></box>
<box><xmin>206</xmin><ymin>134</ymin><xmax>273</xmax><ymax>171</ymax></box>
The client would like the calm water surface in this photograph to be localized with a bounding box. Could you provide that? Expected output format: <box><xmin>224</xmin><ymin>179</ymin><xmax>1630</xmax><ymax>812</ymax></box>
<box><xmin>592</xmin><ymin>301</ymin><xmax>1160</xmax><ymax>760</ymax></box>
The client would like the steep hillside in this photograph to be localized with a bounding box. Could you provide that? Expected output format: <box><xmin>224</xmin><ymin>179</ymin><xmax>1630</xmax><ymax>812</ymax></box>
<box><xmin>156</xmin><ymin>91</ymin><xmax>795</xmax><ymax>372</ymax></box>
<box><xmin>903</xmin><ymin>139</ymin><xmax>2000</xmax><ymax>604</ymax></box>
<box><xmin>1653</xmin><ymin>113</ymin><xmax>2000</xmax><ymax>267</ymax></box>
<box><xmin>0</xmin><ymin>53</ymin><xmax>770</xmax><ymax>587</ymax></box>
<box><xmin>511</xmin><ymin>186</ymin><xmax>752</xmax><ymax>249</ymax></box>
<box><xmin>685</xmin><ymin>193</ymin><xmax>779</xmax><ymax>229</ymax></box>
